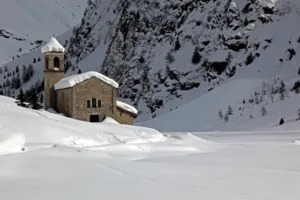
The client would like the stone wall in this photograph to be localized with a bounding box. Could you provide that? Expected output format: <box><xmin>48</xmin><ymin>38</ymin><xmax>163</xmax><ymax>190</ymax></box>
<box><xmin>71</xmin><ymin>77</ymin><xmax>117</xmax><ymax>122</ymax></box>
<box><xmin>56</xmin><ymin>88</ymin><xmax>73</xmax><ymax>117</ymax></box>
<box><xmin>44</xmin><ymin>71</ymin><xmax>64</xmax><ymax>110</ymax></box>
<box><xmin>44</xmin><ymin>52</ymin><xmax>65</xmax><ymax>110</ymax></box>
<box><xmin>115</xmin><ymin>108</ymin><xmax>134</xmax><ymax>125</ymax></box>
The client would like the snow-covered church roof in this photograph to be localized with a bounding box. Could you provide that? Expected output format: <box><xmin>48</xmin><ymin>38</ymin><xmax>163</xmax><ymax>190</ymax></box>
<box><xmin>54</xmin><ymin>71</ymin><xmax>119</xmax><ymax>90</ymax></box>
<box><xmin>41</xmin><ymin>37</ymin><xmax>65</xmax><ymax>54</ymax></box>
<box><xmin>117</xmin><ymin>101</ymin><xmax>138</xmax><ymax>115</ymax></box>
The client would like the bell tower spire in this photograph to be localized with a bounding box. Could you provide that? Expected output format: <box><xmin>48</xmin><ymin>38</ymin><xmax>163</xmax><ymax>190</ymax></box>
<box><xmin>42</xmin><ymin>37</ymin><xmax>65</xmax><ymax>110</ymax></box>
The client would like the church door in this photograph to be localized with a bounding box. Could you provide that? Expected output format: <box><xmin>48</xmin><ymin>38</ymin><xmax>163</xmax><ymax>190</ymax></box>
<box><xmin>90</xmin><ymin>115</ymin><xmax>100</xmax><ymax>122</ymax></box>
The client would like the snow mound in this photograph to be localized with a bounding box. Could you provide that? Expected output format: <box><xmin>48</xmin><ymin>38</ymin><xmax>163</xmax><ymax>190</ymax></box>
<box><xmin>167</xmin><ymin>133</ymin><xmax>224</xmax><ymax>152</ymax></box>
<box><xmin>0</xmin><ymin>95</ymin><xmax>165</xmax><ymax>155</ymax></box>
<box><xmin>58</xmin><ymin>136</ymin><xmax>105</xmax><ymax>148</ymax></box>
<box><xmin>54</xmin><ymin>71</ymin><xmax>119</xmax><ymax>90</ymax></box>
<box><xmin>117</xmin><ymin>101</ymin><xmax>138</xmax><ymax>115</ymax></box>
<box><xmin>41</xmin><ymin>37</ymin><xmax>65</xmax><ymax>54</ymax></box>
<box><xmin>87</xmin><ymin>132</ymin><xmax>223</xmax><ymax>159</ymax></box>
<box><xmin>102</xmin><ymin>117</ymin><xmax>120</xmax><ymax>124</ymax></box>
<box><xmin>0</xmin><ymin>96</ymin><xmax>223</xmax><ymax>159</ymax></box>
<box><xmin>0</xmin><ymin>132</ymin><xmax>25</xmax><ymax>155</ymax></box>
<box><xmin>293</xmin><ymin>140</ymin><xmax>300</xmax><ymax>145</ymax></box>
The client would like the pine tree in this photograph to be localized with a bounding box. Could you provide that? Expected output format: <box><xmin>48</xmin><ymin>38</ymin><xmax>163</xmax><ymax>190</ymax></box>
<box><xmin>33</xmin><ymin>58</ymin><xmax>36</xmax><ymax>63</ymax></box>
<box><xmin>16</xmin><ymin>66</ymin><xmax>19</xmax><ymax>73</ymax></box>
<box><xmin>40</xmin><ymin>93</ymin><xmax>44</xmax><ymax>104</ymax></box>
<box><xmin>192</xmin><ymin>48</ymin><xmax>201</xmax><ymax>64</ymax></box>
<box><xmin>78</xmin><ymin>69</ymin><xmax>82</xmax><ymax>74</ymax></box>
<box><xmin>28</xmin><ymin>64</ymin><xmax>34</xmax><ymax>77</ymax></box>
<box><xmin>224</xmin><ymin>113</ymin><xmax>229</xmax><ymax>122</ymax></box>
<box><xmin>218</xmin><ymin>109</ymin><xmax>223</xmax><ymax>120</ymax></box>
<box><xmin>0</xmin><ymin>68</ymin><xmax>2</xmax><ymax>74</ymax></box>
<box><xmin>279</xmin><ymin>80</ymin><xmax>286</xmax><ymax>100</ymax></box>
<box><xmin>298</xmin><ymin>67</ymin><xmax>300</xmax><ymax>75</ymax></box>
<box><xmin>279</xmin><ymin>118</ymin><xmax>285</xmax><ymax>126</ymax></box>
<box><xmin>5</xmin><ymin>79</ymin><xmax>11</xmax><ymax>88</ymax></box>
<box><xmin>298</xmin><ymin>109</ymin><xmax>300</xmax><ymax>120</ymax></box>
<box><xmin>249</xmin><ymin>114</ymin><xmax>254</xmax><ymax>119</ymax></box>
<box><xmin>174</xmin><ymin>38</ymin><xmax>181</xmax><ymax>51</ymax></box>
<box><xmin>242</xmin><ymin>99</ymin><xmax>246</xmax><ymax>104</ymax></box>
<box><xmin>38</xmin><ymin>57</ymin><xmax>41</xmax><ymax>62</ymax></box>
<box><xmin>4</xmin><ymin>66</ymin><xmax>7</xmax><ymax>72</ymax></box>
<box><xmin>261</xmin><ymin>82</ymin><xmax>267</xmax><ymax>96</ymax></box>
<box><xmin>0</xmin><ymin>90</ymin><xmax>3</xmax><ymax>95</ymax></box>
<box><xmin>261</xmin><ymin>106</ymin><xmax>267</xmax><ymax>116</ymax></box>
<box><xmin>227</xmin><ymin>105</ymin><xmax>233</xmax><ymax>115</ymax></box>
<box><xmin>22</xmin><ymin>65</ymin><xmax>27</xmax><ymax>82</ymax></box>
<box><xmin>15</xmin><ymin>89</ymin><xmax>27</xmax><ymax>107</ymax></box>
<box><xmin>165</xmin><ymin>52</ymin><xmax>175</xmax><ymax>64</ymax></box>
<box><xmin>28</xmin><ymin>90</ymin><xmax>42</xmax><ymax>110</ymax></box>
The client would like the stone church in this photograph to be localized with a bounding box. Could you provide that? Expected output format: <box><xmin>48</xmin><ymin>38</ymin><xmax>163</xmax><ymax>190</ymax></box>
<box><xmin>42</xmin><ymin>37</ymin><xmax>137</xmax><ymax>125</ymax></box>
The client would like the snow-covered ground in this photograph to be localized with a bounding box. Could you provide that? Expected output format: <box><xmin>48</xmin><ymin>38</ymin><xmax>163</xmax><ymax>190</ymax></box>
<box><xmin>0</xmin><ymin>96</ymin><xmax>300</xmax><ymax>199</ymax></box>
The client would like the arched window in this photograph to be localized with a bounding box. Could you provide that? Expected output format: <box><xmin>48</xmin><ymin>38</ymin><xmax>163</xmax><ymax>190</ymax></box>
<box><xmin>92</xmin><ymin>98</ymin><xmax>97</xmax><ymax>108</ymax></box>
<box><xmin>54</xmin><ymin>57</ymin><xmax>60</xmax><ymax>68</ymax></box>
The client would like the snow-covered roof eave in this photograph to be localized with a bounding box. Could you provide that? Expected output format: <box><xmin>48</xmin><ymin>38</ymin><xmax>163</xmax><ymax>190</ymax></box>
<box><xmin>54</xmin><ymin>71</ymin><xmax>119</xmax><ymax>90</ymax></box>
<box><xmin>116</xmin><ymin>100</ymin><xmax>138</xmax><ymax>115</ymax></box>
<box><xmin>41</xmin><ymin>37</ymin><xmax>65</xmax><ymax>54</ymax></box>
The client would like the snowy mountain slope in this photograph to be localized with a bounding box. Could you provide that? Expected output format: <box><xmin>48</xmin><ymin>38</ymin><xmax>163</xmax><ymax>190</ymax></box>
<box><xmin>1</xmin><ymin>0</ymin><xmax>300</xmax><ymax>126</ymax></box>
<box><xmin>63</xmin><ymin>0</ymin><xmax>300</xmax><ymax>122</ymax></box>
<box><xmin>0</xmin><ymin>0</ymin><xmax>86</xmax><ymax>64</ymax></box>
<box><xmin>140</xmin><ymin>77</ymin><xmax>300</xmax><ymax>132</ymax></box>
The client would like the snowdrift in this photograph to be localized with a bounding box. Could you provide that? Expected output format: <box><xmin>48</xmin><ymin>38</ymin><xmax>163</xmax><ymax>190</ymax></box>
<box><xmin>0</xmin><ymin>96</ymin><xmax>222</xmax><ymax>157</ymax></box>
<box><xmin>0</xmin><ymin>96</ymin><xmax>163</xmax><ymax>154</ymax></box>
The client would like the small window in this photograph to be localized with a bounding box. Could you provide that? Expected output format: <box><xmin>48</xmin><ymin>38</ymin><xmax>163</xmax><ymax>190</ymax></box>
<box><xmin>54</xmin><ymin>57</ymin><xmax>60</xmax><ymax>68</ymax></box>
<box><xmin>98</xmin><ymin>100</ymin><xmax>102</xmax><ymax>107</ymax></box>
<box><xmin>87</xmin><ymin>100</ymin><xmax>91</xmax><ymax>108</ymax></box>
<box><xmin>92</xmin><ymin>98</ymin><xmax>97</xmax><ymax>108</ymax></box>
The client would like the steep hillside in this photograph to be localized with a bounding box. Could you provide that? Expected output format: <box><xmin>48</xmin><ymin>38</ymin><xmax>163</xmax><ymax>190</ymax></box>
<box><xmin>1</xmin><ymin>0</ymin><xmax>300</xmax><ymax>125</ymax></box>
<box><xmin>64</xmin><ymin>0</ymin><xmax>300</xmax><ymax>122</ymax></box>
<box><xmin>0</xmin><ymin>0</ymin><xmax>86</xmax><ymax>64</ymax></box>
<box><xmin>141</xmin><ymin>78</ymin><xmax>300</xmax><ymax>132</ymax></box>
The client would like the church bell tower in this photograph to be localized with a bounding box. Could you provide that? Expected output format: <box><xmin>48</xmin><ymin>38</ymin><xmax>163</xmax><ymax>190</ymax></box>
<box><xmin>41</xmin><ymin>37</ymin><xmax>65</xmax><ymax>110</ymax></box>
